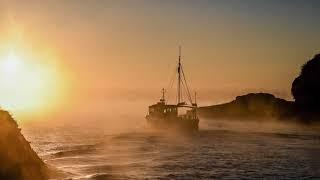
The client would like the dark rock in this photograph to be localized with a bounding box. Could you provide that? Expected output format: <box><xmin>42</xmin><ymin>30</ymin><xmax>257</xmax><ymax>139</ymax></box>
<box><xmin>199</xmin><ymin>53</ymin><xmax>320</xmax><ymax>123</ymax></box>
<box><xmin>198</xmin><ymin>93</ymin><xmax>295</xmax><ymax>120</ymax></box>
<box><xmin>292</xmin><ymin>54</ymin><xmax>320</xmax><ymax>109</ymax></box>
<box><xmin>291</xmin><ymin>53</ymin><xmax>320</xmax><ymax>121</ymax></box>
<box><xmin>0</xmin><ymin>110</ymin><xmax>48</xmax><ymax>180</ymax></box>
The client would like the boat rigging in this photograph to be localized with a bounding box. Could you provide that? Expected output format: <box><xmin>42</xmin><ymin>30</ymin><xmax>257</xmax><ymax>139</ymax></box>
<box><xmin>145</xmin><ymin>47</ymin><xmax>199</xmax><ymax>132</ymax></box>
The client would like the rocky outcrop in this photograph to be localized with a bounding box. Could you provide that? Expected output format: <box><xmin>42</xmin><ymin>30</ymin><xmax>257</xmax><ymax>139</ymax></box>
<box><xmin>199</xmin><ymin>53</ymin><xmax>320</xmax><ymax>123</ymax></box>
<box><xmin>291</xmin><ymin>54</ymin><xmax>320</xmax><ymax>121</ymax></box>
<box><xmin>292</xmin><ymin>54</ymin><xmax>320</xmax><ymax>108</ymax></box>
<box><xmin>198</xmin><ymin>93</ymin><xmax>295</xmax><ymax>120</ymax></box>
<box><xmin>0</xmin><ymin>110</ymin><xmax>48</xmax><ymax>180</ymax></box>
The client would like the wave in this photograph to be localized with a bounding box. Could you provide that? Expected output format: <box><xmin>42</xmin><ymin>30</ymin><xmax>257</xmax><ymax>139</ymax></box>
<box><xmin>50</xmin><ymin>143</ymin><xmax>102</xmax><ymax>158</ymax></box>
<box><xmin>81</xmin><ymin>173</ymin><xmax>129</xmax><ymax>180</ymax></box>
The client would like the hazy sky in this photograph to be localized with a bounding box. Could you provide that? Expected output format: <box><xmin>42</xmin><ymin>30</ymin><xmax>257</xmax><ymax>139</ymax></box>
<box><xmin>0</xmin><ymin>0</ymin><xmax>320</xmax><ymax>122</ymax></box>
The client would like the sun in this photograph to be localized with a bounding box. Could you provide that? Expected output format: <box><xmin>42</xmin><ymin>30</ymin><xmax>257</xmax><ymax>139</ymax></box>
<box><xmin>1</xmin><ymin>52</ymin><xmax>21</xmax><ymax>74</ymax></box>
<box><xmin>0</xmin><ymin>49</ymin><xmax>67</xmax><ymax>120</ymax></box>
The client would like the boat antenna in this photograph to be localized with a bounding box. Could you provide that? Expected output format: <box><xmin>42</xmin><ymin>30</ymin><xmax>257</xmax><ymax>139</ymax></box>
<box><xmin>178</xmin><ymin>46</ymin><xmax>181</xmax><ymax>104</ymax></box>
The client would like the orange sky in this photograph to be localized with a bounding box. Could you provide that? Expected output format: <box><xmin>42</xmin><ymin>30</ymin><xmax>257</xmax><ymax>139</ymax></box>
<box><xmin>0</xmin><ymin>1</ymin><xmax>319</xmax><ymax>123</ymax></box>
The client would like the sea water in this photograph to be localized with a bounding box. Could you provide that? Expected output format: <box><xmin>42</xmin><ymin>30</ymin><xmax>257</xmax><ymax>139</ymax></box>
<box><xmin>22</xmin><ymin>120</ymin><xmax>320</xmax><ymax>180</ymax></box>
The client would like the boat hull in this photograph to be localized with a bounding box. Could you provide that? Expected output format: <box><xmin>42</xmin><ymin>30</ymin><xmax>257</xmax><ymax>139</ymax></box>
<box><xmin>146</xmin><ymin>115</ymin><xmax>199</xmax><ymax>132</ymax></box>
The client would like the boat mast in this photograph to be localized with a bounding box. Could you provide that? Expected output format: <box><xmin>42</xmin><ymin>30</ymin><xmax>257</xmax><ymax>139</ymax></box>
<box><xmin>161</xmin><ymin>88</ymin><xmax>165</xmax><ymax>103</ymax></box>
<box><xmin>162</xmin><ymin>88</ymin><xmax>165</xmax><ymax>101</ymax></box>
<box><xmin>178</xmin><ymin>46</ymin><xmax>181</xmax><ymax>104</ymax></box>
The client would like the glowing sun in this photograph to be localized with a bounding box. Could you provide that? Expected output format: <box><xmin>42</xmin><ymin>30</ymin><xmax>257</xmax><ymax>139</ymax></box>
<box><xmin>0</xmin><ymin>49</ymin><xmax>66</xmax><ymax>118</ymax></box>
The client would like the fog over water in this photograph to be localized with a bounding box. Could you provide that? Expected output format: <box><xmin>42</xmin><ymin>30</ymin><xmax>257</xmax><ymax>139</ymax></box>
<box><xmin>22</xmin><ymin>116</ymin><xmax>320</xmax><ymax>180</ymax></box>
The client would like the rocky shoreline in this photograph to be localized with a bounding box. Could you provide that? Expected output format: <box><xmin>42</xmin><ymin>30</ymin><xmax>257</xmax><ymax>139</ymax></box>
<box><xmin>0</xmin><ymin>110</ymin><xmax>48</xmax><ymax>180</ymax></box>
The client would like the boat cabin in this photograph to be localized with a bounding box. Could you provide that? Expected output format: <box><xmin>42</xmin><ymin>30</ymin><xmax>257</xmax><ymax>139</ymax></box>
<box><xmin>147</xmin><ymin>100</ymin><xmax>197</xmax><ymax>120</ymax></box>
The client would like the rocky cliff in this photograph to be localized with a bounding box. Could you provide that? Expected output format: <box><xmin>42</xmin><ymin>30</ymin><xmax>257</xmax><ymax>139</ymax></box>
<box><xmin>291</xmin><ymin>54</ymin><xmax>320</xmax><ymax>121</ymax></box>
<box><xmin>199</xmin><ymin>53</ymin><xmax>320</xmax><ymax>123</ymax></box>
<box><xmin>0</xmin><ymin>110</ymin><xmax>48</xmax><ymax>180</ymax></box>
<box><xmin>198</xmin><ymin>93</ymin><xmax>295</xmax><ymax>120</ymax></box>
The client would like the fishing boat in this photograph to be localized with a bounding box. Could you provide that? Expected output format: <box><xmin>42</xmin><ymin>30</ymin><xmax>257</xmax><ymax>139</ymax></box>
<box><xmin>145</xmin><ymin>48</ymin><xmax>199</xmax><ymax>132</ymax></box>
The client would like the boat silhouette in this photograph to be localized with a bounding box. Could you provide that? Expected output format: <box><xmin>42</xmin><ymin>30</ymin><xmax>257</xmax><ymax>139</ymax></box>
<box><xmin>146</xmin><ymin>47</ymin><xmax>199</xmax><ymax>132</ymax></box>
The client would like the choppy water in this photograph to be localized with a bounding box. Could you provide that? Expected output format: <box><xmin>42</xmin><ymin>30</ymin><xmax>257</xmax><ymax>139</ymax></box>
<box><xmin>23</xmin><ymin>120</ymin><xmax>320</xmax><ymax>180</ymax></box>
